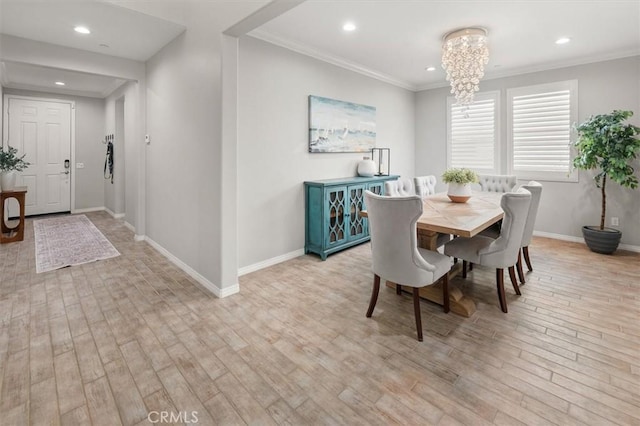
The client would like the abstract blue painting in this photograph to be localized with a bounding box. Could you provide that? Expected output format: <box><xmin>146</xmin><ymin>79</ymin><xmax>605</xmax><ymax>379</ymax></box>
<box><xmin>308</xmin><ymin>95</ymin><xmax>376</xmax><ymax>153</ymax></box>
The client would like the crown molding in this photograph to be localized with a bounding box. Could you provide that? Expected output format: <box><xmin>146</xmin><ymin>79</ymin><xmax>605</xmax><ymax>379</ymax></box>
<box><xmin>416</xmin><ymin>49</ymin><xmax>640</xmax><ymax>92</ymax></box>
<box><xmin>249</xmin><ymin>29</ymin><xmax>417</xmax><ymax>92</ymax></box>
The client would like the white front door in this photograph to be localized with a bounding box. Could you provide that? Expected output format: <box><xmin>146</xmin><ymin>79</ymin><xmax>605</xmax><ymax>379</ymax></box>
<box><xmin>6</xmin><ymin>97</ymin><xmax>72</xmax><ymax>215</ymax></box>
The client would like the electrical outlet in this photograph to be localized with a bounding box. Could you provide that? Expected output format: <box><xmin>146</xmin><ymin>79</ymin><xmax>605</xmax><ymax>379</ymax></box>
<box><xmin>611</xmin><ymin>217</ymin><xmax>619</xmax><ymax>226</ymax></box>
<box><xmin>76</xmin><ymin>163</ymin><xmax>85</xmax><ymax>169</ymax></box>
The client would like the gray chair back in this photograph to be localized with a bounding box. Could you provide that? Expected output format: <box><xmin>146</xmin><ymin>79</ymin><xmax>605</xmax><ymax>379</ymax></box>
<box><xmin>414</xmin><ymin>175</ymin><xmax>437</xmax><ymax>197</ymax></box>
<box><xmin>364</xmin><ymin>191</ymin><xmax>437</xmax><ymax>286</ymax></box>
<box><xmin>384</xmin><ymin>178</ymin><xmax>414</xmax><ymax>196</ymax></box>
<box><xmin>479</xmin><ymin>188</ymin><xmax>531</xmax><ymax>268</ymax></box>
<box><xmin>479</xmin><ymin>175</ymin><xmax>517</xmax><ymax>193</ymax></box>
<box><xmin>521</xmin><ymin>181</ymin><xmax>542</xmax><ymax>247</ymax></box>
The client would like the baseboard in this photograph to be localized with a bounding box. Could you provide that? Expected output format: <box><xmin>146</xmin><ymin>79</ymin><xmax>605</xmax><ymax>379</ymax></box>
<box><xmin>104</xmin><ymin>207</ymin><xmax>125</xmax><ymax>219</ymax></box>
<box><xmin>72</xmin><ymin>206</ymin><xmax>105</xmax><ymax>214</ymax></box>
<box><xmin>123</xmin><ymin>221</ymin><xmax>135</xmax><ymax>232</ymax></box>
<box><xmin>533</xmin><ymin>230</ymin><xmax>640</xmax><ymax>253</ymax></box>
<box><xmin>134</xmin><ymin>234</ymin><xmax>145</xmax><ymax>242</ymax></box>
<box><xmin>143</xmin><ymin>236</ymin><xmax>237</xmax><ymax>298</ymax></box>
<box><xmin>238</xmin><ymin>249</ymin><xmax>305</xmax><ymax>276</ymax></box>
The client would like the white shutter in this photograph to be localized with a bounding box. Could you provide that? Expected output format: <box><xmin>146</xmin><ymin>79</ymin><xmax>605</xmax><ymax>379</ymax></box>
<box><xmin>508</xmin><ymin>80</ymin><xmax>578</xmax><ymax>181</ymax></box>
<box><xmin>447</xmin><ymin>92</ymin><xmax>499</xmax><ymax>172</ymax></box>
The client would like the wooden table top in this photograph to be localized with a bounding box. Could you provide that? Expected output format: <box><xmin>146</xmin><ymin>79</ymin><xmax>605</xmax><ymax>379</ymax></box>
<box><xmin>0</xmin><ymin>186</ymin><xmax>28</xmax><ymax>195</ymax></box>
<box><xmin>417</xmin><ymin>191</ymin><xmax>503</xmax><ymax>238</ymax></box>
<box><xmin>361</xmin><ymin>191</ymin><xmax>504</xmax><ymax>238</ymax></box>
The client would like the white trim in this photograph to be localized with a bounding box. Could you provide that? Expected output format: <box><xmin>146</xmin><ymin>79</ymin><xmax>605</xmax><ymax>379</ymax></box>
<box><xmin>533</xmin><ymin>230</ymin><xmax>640</xmax><ymax>253</ymax></box>
<box><xmin>238</xmin><ymin>248</ymin><xmax>305</xmax><ymax>277</ymax></box>
<box><xmin>72</xmin><ymin>206</ymin><xmax>105</xmax><ymax>214</ymax></box>
<box><xmin>416</xmin><ymin>50</ymin><xmax>640</xmax><ymax>92</ymax></box>
<box><xmin>249</xmin><ymin>31</ymin><xmax>416</xmax><ymax>91</ymax></box>
<box><xmin>104</xmin><ymin>206</ymin><xmax>125</xmax><ymax>219</ymax></box>
<box><xmin>123</xmin><ymin>221</ymin><xmax>135</xmax><ymax>232</ymax></box>
<box><xmin>143</xmin><ymin>236</ymin><xmax>238</xmax><ymax>298</ymax></box>
<box><xmin>506</xmin><ymin>80</ymin><xmax>579</xmax><ymax>182</ymax></box>
<box><xmin>134</xmin><ymin>234</ymin><xmax>145</xmax><ymax>242</ymax></box>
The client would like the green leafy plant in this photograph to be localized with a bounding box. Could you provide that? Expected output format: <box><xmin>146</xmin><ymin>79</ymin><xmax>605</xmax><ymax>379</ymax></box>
<box><xmin>573</xmin><ymin>110</ymin><xmax>640</xmax><ymax>230</ymax></box>
<box><xmin>442</xmin><ymin>168</ymin><xmax>478</xmax><ymax>184</ymax></box>
<box><xmin>0</xmin><ymin>146</ymin><xmax>30</xmax><ymax>172</ymax></box>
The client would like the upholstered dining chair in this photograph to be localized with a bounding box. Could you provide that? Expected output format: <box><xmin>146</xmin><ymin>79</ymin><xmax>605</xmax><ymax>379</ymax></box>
<box><xmin>384</xmin><ymin>178</ymin><xmax>414</xmax><ymax>196</ymax></box>
<box><xmin>517</xmin><ymin>181</ymin><xmax>543</xmax><ymax>282</ymax></box>
<box><xmin>364</xmin><ymin>191</ymin><xmax>450</xmax><ymax>341</ymax></box>
<box><xmin>478</xmin><ymin>174</ymin><xmax>517</xmax><ymax>193</ymax></box>
<box><xmin>444</xmin><ymin>188</ymin><xmax>531</xmax><ymax>313</ymax></box>
<box><xmin>475</xmin><ymin>174</ymin><xmax>519</xmax><ymax>245</ymax></box>
<box><xmin>414</xmin><ymin>175</ymin><xmax>437</xmax><ymax>198</ymax></box>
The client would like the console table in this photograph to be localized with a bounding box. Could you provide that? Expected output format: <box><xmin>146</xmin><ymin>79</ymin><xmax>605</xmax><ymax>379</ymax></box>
<box><xmin>1</xmin><ymin>186</ymin><xmax>27</xmax><ymax>243</ymax></box>
<box><xmin>304</xmin><ymin>175</ymin><xmax>398</xmax><ymax>260</ymax></box>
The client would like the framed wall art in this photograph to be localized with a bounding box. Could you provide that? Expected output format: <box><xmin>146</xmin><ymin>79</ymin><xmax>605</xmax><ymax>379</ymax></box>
<box><xmin>308</xmin><ymin>95</ymin><xmax>376</xmax><ymax>153</ymax></box>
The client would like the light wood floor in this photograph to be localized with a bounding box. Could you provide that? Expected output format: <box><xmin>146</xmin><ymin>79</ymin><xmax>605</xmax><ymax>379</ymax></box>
<box><xmin>1</xmin><ymin>211</ymin><xmax>639</xmax><ymax>425</ymax></box>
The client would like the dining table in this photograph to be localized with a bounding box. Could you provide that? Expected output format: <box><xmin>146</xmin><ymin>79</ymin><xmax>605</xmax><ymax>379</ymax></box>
<box><xmin>362</xmin><ymin>191</ymin><xmax>505</xmax><ymax>317</ymax></box>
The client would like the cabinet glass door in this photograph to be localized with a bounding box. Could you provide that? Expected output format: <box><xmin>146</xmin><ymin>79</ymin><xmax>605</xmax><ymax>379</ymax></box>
<box><xmin>348</xmin><ymin>184</ymin><xmax>367</xmax><ymax>241</ymax></box>
<box><xmin>325</xmin><ymin>186</ymin><xmax>348</xmax><ymax>247</ymax></box>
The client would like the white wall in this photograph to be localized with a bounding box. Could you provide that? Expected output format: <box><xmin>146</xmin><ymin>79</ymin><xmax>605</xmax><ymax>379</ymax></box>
<box><xmin>237</xmin><ymin>36</ymin><xmax>416</xmax><ymax>268</ymax></box>
<box><xmin>3</xmin><ymin>88</ymin><xmax>106</xmax><ymax>210</ymax></box>
<box><xmin>416</xmin><ymin>56</ymin><xmax>640</xmax><ymax>246</ymax></box>
<box><xmin>144</xmin><ymin>2</ymin><xmax>266</xmax><ymax>293</ymax></box>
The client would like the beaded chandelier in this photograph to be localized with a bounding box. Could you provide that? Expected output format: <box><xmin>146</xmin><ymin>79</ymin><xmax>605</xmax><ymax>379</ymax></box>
<box><xmin>441</xmin><ymin>27</ymin><xmax>489</xmax><ymax>106</ymax></box>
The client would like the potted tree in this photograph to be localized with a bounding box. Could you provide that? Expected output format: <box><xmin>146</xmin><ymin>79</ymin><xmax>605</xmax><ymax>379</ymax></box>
<box><xmin>573</xmin><ymin>110</ymin><xmax>640</xmax><ymax>254</ymax></box>
<box><xmin>0</xmin><ymin>146</ymin><xmax>30</xmax><ymax>192</ymax></box>
<box><xmin>442</xmin><ymin>167</ymin><xmax>478</xmax><ymax>203</ymax></box>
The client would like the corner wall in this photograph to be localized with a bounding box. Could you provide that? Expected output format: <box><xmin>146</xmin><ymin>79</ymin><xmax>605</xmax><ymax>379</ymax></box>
<box><xmin>237</xmin><ymin>36</ymin><xmax>416</xmax><ymax>268</ymax></box>
<box><xmin>415</xmin><ymin>56</ymin><xmax>640</xmax><ymax>246</ymax></box>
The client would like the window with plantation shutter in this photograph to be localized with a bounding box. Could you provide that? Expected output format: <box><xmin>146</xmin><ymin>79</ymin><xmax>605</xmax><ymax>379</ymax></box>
<box><xmin>507</xmin><ymin>80</ymin><xmax>578</xmax><ymax>181</ymax></box>
<box><xmin>447</xmin><ymin>91</ymin><xmax>499</xmax><ymax>173</ymax></box>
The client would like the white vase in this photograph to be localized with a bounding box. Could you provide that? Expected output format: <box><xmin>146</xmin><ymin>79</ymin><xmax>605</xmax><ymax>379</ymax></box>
<box><xmin>0</xmin><ymin>171</ymin><xmax>17</xmax><ymax>192</ymax></box>
<box><xmin>357</xmin><ymin>158</ymin><xmax>376</xmax><ymax>177</ymax></box>
<box><xmin>447</xmin><ymin>182</ymin><xmax>472</xmax><ymax>203</ymax></box>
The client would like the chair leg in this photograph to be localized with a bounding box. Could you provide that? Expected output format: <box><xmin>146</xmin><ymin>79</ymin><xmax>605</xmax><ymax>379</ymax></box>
<box><xmin>396</xmin><ymin>284</ymin><xmax>402</xmax><ymax>295</ymax></box>
<box><xmin>523</xmin><ymin>246</ymin><xmax>533</xmax><ymax>271</ymax></box>
<box><xmin>469</xmin><ymin>262</ymin><xmax>473</xmax><ymax>271</ymax></box>
<box><xmin>508</xmin><ymin>266</ymin><xmax>521</xmax><ymax>295</ymax></box>
<box><xmin>462</xmin><ymin>260</ymin><xmax>467</xmax><ymax>279</ymax></box>
<box><xmin>413</xmin><ymin>288</ymin><xmax>423</xmax><ymax>341</ymax></box>
<box><xmin>496</xmin><ymin>268</ymin><xmax>508</xmax><ymax>313</ymax></box>
<box><xmin>366</xmin><ymin>275</ymin><xmax>381</xmax><ymax>318</ymax></box>
<box><xmin>516</xmin><ymin>250</ymin><xmax>526</xmax><ymax>284</ymax></box>
<box><xmin>442</xmin><ymin>274</ymin><xmax>450</xmax><ymax>313</ymax></box>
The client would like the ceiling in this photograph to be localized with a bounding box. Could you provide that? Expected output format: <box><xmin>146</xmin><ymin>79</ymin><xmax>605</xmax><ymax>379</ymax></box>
<box><xmin>252</xmin><ymin>0</ymin><xmax>640</xmax><ymax>90</ymax></box>
<box><xmin>0</xmin><ymin>1</ymin><xmax>638</xmax><ymax>97</ymax></box>
<box><xmin>0</xmin><ymin>0</ymin><xmax>185</xmax><ymax>97</ymax></box>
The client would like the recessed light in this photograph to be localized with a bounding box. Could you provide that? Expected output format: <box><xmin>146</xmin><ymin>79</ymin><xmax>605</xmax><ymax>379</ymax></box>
<box><xmin>425</xmin><ymin>66</ymin><xmax>436</xmax><ymax>72</ymax></box>
<box><xmin>55</xmin><ymin>82</ymin><xmax>65</xmax><ymax>86</ymax></box>
<box><xmin>74</xmin><ymin>26</ymin><xmax>91</xmax><ymax>34</ymax></box>
<box><xmin>555</xmin><ymin>37</ymin><xmax>571</xmax><ymax>45</ymax></box>
<box><xmin>343</xmin><ymin>22</ymin><xmax>356</xmax><ymax>32</ymax></box>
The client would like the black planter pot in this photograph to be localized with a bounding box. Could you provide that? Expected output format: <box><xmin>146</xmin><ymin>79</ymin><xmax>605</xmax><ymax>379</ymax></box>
<box><xmin>582</xmin><ymin>226</ymin><xmax>622</xmax><ymax>254</ymax></box>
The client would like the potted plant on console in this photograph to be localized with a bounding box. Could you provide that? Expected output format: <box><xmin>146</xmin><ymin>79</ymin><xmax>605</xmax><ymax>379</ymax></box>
<box><xmin>442</xmin><ymin>167</ymin><xmax>478</xmax><ymax>203</ymax></box>
<box><xmin>0</xmin><ymin>146</ymin><xmax>30</xmax><ymax>192</ymax></box>
<box><xmin>573</xmin><ymin>110</ymin><xmax>640</xmax><ymax>254</ymax></box>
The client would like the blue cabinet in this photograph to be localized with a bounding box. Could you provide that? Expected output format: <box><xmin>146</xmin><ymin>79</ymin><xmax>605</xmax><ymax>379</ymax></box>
<box><xmin>304</xmin><ymin>175</ymin><xmax>398</xmax><ymax>260</ymax></box>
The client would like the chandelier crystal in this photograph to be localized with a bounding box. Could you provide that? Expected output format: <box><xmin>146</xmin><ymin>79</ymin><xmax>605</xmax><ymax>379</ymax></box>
<box><xmin>441</xmin><ymin>27</ymin><xmax>489</xmax><ymax>106</ymax></box>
